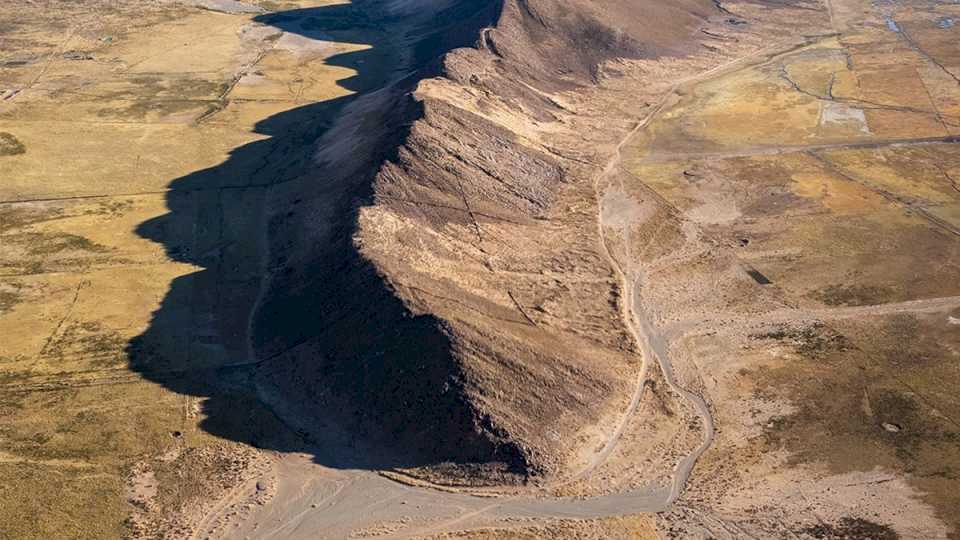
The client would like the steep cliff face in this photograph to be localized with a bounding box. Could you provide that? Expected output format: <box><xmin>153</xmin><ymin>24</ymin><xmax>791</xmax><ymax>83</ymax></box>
<box><xmin>253</xmin><ymin>0</ymin><xmax>716</xmax><ymax>483</ymax></box>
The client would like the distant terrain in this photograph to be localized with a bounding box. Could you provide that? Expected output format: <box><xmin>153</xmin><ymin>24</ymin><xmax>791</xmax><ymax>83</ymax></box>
<box><xmin>1</xmin><ymin>0</ymin><xmax>958</xmax><ymax>538</ymax></box>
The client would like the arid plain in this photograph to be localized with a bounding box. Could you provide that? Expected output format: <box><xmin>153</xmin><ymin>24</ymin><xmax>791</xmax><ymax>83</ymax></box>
<box><xmin>1</xmin><ymin>0</ymin><xmax>959</xmax><ymax>538</ymax></box>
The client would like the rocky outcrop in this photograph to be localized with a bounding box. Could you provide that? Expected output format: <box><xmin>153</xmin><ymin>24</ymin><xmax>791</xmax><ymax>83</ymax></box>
<box><xmin>253</xmin><ymin>0</ymin><xmax>716</xmax><ymax>483</ymax></box>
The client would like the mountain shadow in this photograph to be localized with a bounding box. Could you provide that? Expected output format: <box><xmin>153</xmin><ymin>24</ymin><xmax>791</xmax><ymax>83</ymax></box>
<box><xmin>126</xmin><ymin>0</ymin><xmax>527</xmax><ymax>477</ymax></box>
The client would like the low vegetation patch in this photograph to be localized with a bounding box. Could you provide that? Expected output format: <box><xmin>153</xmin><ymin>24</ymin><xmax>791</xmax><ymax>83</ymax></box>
<box><xmin>750</xmin><ymin>322</ymin><xmax>851</xmax><ymax>359</ymax></box>
<box><xmin>0</xmin><ymin>132</ymin><xmax>25</xmax><ymax>156</ymax></box>
<box><xmin>812</xmin><ymin>284</ymin><xmax>893</xmax><ymax>307</ymax></box>
<box><xmin>802</xmin><ymin>517</ymin><xmax>899</xmax><ymax>540</ymax></box>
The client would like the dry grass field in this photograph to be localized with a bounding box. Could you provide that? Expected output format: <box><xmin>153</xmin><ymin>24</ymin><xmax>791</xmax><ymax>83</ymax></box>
<box><xmin>0</xmin><ymin>1</ymin><xmax>382</xmax><ymax>536</ymax></box>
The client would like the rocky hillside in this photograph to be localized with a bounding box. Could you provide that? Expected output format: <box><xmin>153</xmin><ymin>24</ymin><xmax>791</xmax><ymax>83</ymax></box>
<box><xmin>253</xmin><ymin>0</ymin><xmax>716</xmax><ymax>483</ymax></box>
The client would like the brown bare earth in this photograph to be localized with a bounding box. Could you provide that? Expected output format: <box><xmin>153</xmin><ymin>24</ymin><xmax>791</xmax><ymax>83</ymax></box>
<box><xmin>1</xmin><ymin>0</ymin><xmax>959</xmax><ymax>538</ymax></box>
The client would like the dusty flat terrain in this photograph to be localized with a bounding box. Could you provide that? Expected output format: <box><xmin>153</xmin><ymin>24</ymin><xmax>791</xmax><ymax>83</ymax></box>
<box><xmin>1</xmin><ymin>0</ymin><xmax>959</xmax><ymax>538</ymax></box>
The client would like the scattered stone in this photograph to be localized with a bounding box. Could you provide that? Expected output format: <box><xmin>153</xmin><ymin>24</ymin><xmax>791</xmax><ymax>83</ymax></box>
<box><xmin>63</xmin><ymin>51</ymin><xmax>93</xmax><ymax>61</ymax></box>
<box><xmin>746</xmin><ymin>268</ymin><xmax>772</xmax><ymax>285</ymax></box>
<box><xmin>882</xmin><ymin>422</ymin><xmax>902</xmax><ymax>433</ymax></box>
<box><xmin>191</xmin><ymin>0</ymin><xmax>265</xmax><ymax>14</ymax></box>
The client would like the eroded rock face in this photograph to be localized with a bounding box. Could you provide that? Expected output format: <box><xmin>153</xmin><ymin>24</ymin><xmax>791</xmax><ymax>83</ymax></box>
<box><xmin>252</xmin><ymin>0</ymin><xmax>715</xmax><ymax>483</ymax></box>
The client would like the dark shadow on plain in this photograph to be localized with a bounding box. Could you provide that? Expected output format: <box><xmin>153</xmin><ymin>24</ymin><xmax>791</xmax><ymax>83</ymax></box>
<box><xmin>126</xmin><ymin>0</ymin><xmax>525</xmax><ymax>475</ymax></box>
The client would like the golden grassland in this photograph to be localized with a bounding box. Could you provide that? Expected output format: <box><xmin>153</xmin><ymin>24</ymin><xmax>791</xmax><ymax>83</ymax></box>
<box><xmin>0</xmin><ymin>0</ymin><xmax>375</xmax><ymax>536</ymax></box>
